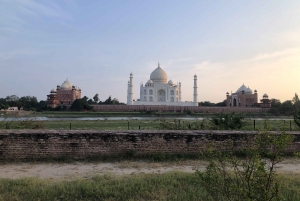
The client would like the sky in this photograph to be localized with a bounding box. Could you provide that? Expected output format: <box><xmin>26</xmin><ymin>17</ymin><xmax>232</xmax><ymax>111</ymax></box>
<box><xmin>1</xmin><ymin>0</ymin><xmax>300</xmax><ymax>103</ymax></box>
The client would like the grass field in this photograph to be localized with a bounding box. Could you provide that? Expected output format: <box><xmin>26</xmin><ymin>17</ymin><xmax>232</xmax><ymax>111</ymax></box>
<box><xmin>1</xmin><ymin>118</ymin><xmax>299</xmax><ymax>131</ymax></box>
<box><xmin>0</xmin><ymin>172</ymin><xmax>299</xmax><ymax>201</ymax></box>
<box><xmin>2</xmin><ymin>111</ymin><xmax>283</xmax><ymax>118</ymax></box>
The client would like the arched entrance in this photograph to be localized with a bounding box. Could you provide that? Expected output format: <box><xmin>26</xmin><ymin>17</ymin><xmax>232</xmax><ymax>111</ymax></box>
<box><xmin>157</xmin><ymin>89</ymin><xmax>166</xmax><ymax>102</ymax></box>
<box><xmin>233</xmin><ymin>98</ymin><xmax>237</xmax><ymax>107</ymax></box>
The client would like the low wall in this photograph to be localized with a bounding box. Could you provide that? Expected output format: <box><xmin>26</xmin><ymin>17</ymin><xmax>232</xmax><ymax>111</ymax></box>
<box><xmin>92</xmin><ymin>105</ymin><xmax>270</xmax><ymax>113</ymax></box>
<box><xmin>0</xmin><ymin>130</ymin><xmax>299</xmax><ymax>161</ymax></box>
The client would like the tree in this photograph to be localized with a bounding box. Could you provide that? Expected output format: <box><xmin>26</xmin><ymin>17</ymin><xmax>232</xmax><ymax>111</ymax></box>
<box><xmin>19</xmin><ymin>96</ymin><xmax>38</xmax><ymax>111</ymax></box>
<box><xmin>294</xmin><ymin>110</ymin><xmax>300</xmax><ymax>128</ymax></box>
<box><xmin>215</xmin><ymin>100</ymin><xmax>227</xmax><ymax>107</ymax></box>
<box><xmin>199</xmin><ymin>100</ymin><xmax>227</xmax><ymax>107</ymax></box>
<box><xmin>292</xmin><ymin>93</ymin><xmax>300</xmax><ymax>112</ymax></box>
<box><xmin>280</xmin><ymin>100</ymin><xmax>293</xmax><ymax>115</ymax></box>
<box><xmin>87</xmin><ymin>99</ymin><xmax>93</xmax><ymax>105</ymax></box>
<box><xmin>269</xmin><ymin>99</ymin><xmax>282</xmax><ymax>116</ymax></box>
<box><xmin>71</xmin><ymin>98</ymin><xmax>93</xmax><ymax>111</ymax></box>
<box><xmin>104</xmin><ymin>96</ymin><xmax>112</xmax><ymax>104</ymax></box>
<box><xmin>93</xmin><ymin>93</ymin><xmax>99</xmax><ymax>104</ymax></box>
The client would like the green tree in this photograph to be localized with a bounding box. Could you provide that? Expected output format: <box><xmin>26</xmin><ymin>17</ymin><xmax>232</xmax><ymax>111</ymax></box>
<box><xmin>215</xmin><ymin>100</ymin><xmax>227</xmax><ymax>107</ymax></box>
<box><xmin>87</xmin><ymin>99</ymin><xmax>93</xmax><ymax>105</ymax></box>
<box><xmin>269</xmin><ymin>99</ymin><xmax>282</xmax><ymax>116</ymax></box>
<box><xmin>93</xmin><ymin>93</ymin><xmax>99</xmax><ymax>104</ymax></box>
<box><xmin>71</xmin><ymin>98</ymin><xmax>93</xmax><ymax>111</ymax></box>
<box><xmin>280</xmin><ymin>100</ymin><xmax>293</xmax><ymax>115</ymax></box>
<box><xmin>294</xmin><ymin>110</ymin><xmax>300</xmax><ymax>128</ymax></box>
<box><xmin>292</xmin><ymin>93</ymin><xmax>300</xmax><ymax>112</ymax></box>
<box><xmin>19</xmin><ymin>96</ymin><xmax>38</xmax><ymax>111</ymax></box>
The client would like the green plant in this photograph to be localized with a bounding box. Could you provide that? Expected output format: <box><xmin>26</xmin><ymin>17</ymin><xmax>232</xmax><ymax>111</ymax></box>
<box><xmin>196</xmin><ymin>129</ymin><xmax>294</xmax><ymax>201</ymax></box>
<box><xmin>0</xmin><ymin>116</ymin><xmax>44</xmax><ymax>129</ymax></box>
<box><xmin>211</xmin><ymin>112</ymin><xmax>247</xmax><ymax>129</ymax></box>
<box><xmin>294</xmin><ymin>110</ymin><xmax>300</xmax><ymax>128</ymax></box>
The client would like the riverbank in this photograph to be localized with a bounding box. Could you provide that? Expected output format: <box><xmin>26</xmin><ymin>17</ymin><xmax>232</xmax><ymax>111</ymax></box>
<box><xmin>0</xmin><ymin>119</ymin><xmax>298</xmax><ymax>130</ymax></box>
<box><xmin>0</xmin><ymin>111</ymin><xmax>291</xmax><ymax>119</ymax></box>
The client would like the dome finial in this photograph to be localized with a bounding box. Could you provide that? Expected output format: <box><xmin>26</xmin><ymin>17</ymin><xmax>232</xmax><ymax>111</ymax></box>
<box><xmin>158</xmin><ymin>62</ymin><xmax>160</xmax><ymax>68</ymax></box>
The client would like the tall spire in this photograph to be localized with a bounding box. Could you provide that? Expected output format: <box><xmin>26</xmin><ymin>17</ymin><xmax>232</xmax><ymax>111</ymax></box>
<box><xmin>158</xmin><ymin>62</ymin><xmax>160</xmax><ymax>68</ymax></box>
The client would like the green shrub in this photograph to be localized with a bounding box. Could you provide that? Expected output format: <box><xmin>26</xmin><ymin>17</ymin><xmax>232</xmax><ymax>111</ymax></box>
<box><xmin>211</xmin><ymin>112</ymin><xmax>247</xmax><ymax>129</ymax></box>
<box><xmin>196</xmin><ymin>130</ymin><xmax>294</xmax><ymax>201</ymax></box>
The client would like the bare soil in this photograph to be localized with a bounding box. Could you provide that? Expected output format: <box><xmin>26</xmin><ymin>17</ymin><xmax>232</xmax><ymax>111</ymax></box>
<box><xmin>1</xmin><ymin>158</ymin><xmax>299</xmax><ymax>180</ymax></box>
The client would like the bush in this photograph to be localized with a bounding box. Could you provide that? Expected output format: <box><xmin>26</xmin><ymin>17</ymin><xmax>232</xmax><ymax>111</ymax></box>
<box><xmin>211</xmin><ymin>112</ymin><xmax>247</xmax><ymax>129</ymax></box>
<box><xmin>196</xmin><ymin>129</ymin><xmax>294</xmax><ymax>201</ymax></box>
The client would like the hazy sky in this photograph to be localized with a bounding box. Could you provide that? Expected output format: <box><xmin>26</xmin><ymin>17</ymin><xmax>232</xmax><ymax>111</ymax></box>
<box><xmin>1</xmin><ymin>0</ymin><xmax>300</xmax><ymax>103</ymax></box>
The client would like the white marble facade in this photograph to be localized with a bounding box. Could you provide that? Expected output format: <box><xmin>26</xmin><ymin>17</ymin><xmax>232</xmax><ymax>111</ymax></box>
<box><xmin>127</xmin><ymin>63</ymin><xmax>197</xmax><ymax>106</ymax></box>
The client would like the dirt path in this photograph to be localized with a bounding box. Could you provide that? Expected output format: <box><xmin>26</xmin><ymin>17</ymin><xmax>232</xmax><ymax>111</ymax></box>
<box><xmin>1</xmin><ymin>159</ymin><xmax>300</xmax><ymax>180</ymax></box>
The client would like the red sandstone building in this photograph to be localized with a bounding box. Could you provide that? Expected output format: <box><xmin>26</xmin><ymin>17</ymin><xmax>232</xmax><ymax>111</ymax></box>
<box><xmin>226</xmin><ymin>84</ymin><xmax>271</xmax><ymax>108</ymax></box>
<box><xmin>47</xmin><ymin>79</ymin><xmax>81</xmax><ymax>108</ymax></box>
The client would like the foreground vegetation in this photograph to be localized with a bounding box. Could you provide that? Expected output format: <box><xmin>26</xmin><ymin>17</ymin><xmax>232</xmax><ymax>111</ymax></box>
<box><xmin>0</xmin><ymin>172</ymin><xmax>299</xmax><ymax>201</ymax></box>
<box><xmin>1</xmin><ymin>118</ymin><xmax>299</xmax><ymax>131</ymax></box>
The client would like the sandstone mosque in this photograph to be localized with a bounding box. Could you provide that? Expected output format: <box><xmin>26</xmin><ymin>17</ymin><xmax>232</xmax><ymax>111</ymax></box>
<box><xmin>226</xmin><ymin>84</ymin><xmax>271</xmax><ymax>108</ymax></box>
<box><xmin>47</xmin><ymin>79</ymin><xmax>81</xmax><ymax>108</ymax></box>
<box><xmin>127</xmin><ymin>63</ymin><xmax>198</xmax><ymax>106</ymax></box>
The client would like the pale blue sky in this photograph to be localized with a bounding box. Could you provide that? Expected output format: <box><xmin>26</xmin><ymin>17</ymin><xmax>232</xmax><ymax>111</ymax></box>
<box><xmin>1</xmin><ymin>0</ymin><xmax>300</xmax><ymax>103</ymax></box>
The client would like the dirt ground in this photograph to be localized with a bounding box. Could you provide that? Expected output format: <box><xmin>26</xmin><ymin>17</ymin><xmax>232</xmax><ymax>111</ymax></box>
<box><xmin>1</xmin><ymin>158</ymin><xmax>300</xmax><ymax>180</ymax></box>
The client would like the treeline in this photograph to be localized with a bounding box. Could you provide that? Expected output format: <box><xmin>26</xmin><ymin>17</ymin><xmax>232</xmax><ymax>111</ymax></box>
<box><xmin>0</xmin><ymin>95</ymin><xmax>47</xmax><ymax>111</ymax></box>
<box><xmin>199</xmin><ymin>100</ymin><xmax>226</xmax><ymax>107</ymax></box>
<box><xmin>269</xmin><ymin>93</ymin><xmax>300</xmax><ymax>115</ymax></box>
<box><xmin>86</xmin><ymin>94</ymin><xmax>125</xmax><ymax>105</ymax></box>
<box><xmin>0</xmin><ymin>94</ymin><xmax>124</xmax><ymax>112</ymax></box>
<box><xmin>70</xmin><ymin>95</ymin><xmax>124</xmax><ymax>111</ymax></box>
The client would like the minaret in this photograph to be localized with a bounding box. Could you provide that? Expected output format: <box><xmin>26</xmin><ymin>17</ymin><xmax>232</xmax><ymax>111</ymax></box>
<box><xmin>129</xmin><ymin>73</ymin><xmax>134</xmax><ymax>105</ymax></box>
<box><xmin>179</xmin><ymin>82</ymin><xmax>182</xmax><ymax>102</ymax></box>
<box><xmin>127</xmin><ymin>81</ymin><xmax>130</xmax><ymax>105</ymax></box>
<box><xmin>193</xmin><ymin>74</ymin><xmax>198</xmax><ymax>106</ymax></box>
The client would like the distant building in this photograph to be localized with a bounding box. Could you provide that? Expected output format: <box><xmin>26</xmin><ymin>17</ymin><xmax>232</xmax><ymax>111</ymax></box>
<box><xmin>47</xmin><ymin>79</ymin><xmax>81</xmax><ymax>108</ymax></box>
<box><xmin>7</xmin><ymin>107</ymin><xmax>19</xmax><ymax>111</ymax></box>
<box><xmin>226</xmin><ymin>84</ymin><xmax>271</xmax><ymax>108</ymax></box>
<box><xmin>127</xmin><ymin>63</ymin><xmax>198</xmax><ymax>106</ymax></box>
<box><xmin>259</xmin><ymin>93</ymin><xmax>271</xmax><ymax>108</ymax></box>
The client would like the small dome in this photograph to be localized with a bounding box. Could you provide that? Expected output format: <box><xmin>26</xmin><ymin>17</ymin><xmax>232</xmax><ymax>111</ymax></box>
<box><xmin>236</xmin><ymin>84</ymin><xmax>252</xmax><ymax>94</ymax></box>
<box><xmin>150</xmin><ymin>65</ymin><xmax>168</xmax><ymax>84</ymax></box>
<box><xmin>168</xmin><ymin>80</ymin><xmax>174</xmax><ymax>86</ymax></box>
<box><xmin>245</xmin><ymin>87</ymin><xmax>253</xmax><ymax>94</ymax></box>
<box><xmin>50</xmin><ymin>89</ymin><xmax>57</xmax><ymax>93</ymax></box>
<box><xmin>146</xmin><ymin>79</ymin><xmax>153</xmax><ymax>84</ymax></box>
<box><xmin>61</xmin><ymin>79</ymin><xmax>72</xmax><ymax>90</ymax></box>
<box><xmin>263</xmin><ymin>93</ymin><xmax>268</xmax><ymax>98</ymax></box>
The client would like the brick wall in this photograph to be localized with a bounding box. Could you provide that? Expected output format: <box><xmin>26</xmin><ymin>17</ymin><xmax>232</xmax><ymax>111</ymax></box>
<box><xmin>0</xmin><ymin>130</ymin><xmax>299</xmax><ymax>161</ymax></box>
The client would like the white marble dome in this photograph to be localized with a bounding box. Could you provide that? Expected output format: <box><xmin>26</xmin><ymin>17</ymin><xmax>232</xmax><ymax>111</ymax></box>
<box><xmin>50</xmin><ymin>89</ymin><xmax>57</xmax><ymax>93</ymax></box>
<box><xmin>146</xmin><ymin>79</ymin><xmax>153</xmax><ymax>84</ymax></box>
<box><xmin>168</xmin><ymin>79</ymin><xmax>174</xmax><ymax>86</ymax></box>
<box><xmin>61</xmin><ymin>79</ymin><xmax>72</xmax><ymax>90</ymax></box>
<box><xmin>236</xmin><ymin>84</ymin><xmax>252</xmax><ymax>94</ymax></box>
<box><xmin>150</xmin><ymin>66</ymin><xmax>167</xmax><ymax>84</ymax></box>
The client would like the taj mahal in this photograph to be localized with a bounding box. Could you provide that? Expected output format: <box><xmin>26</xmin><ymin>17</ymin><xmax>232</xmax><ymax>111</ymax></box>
<box><xmin>127</xmin><ymin>63</ymin><xmax>198</xmax><ymax>106</ymax></box>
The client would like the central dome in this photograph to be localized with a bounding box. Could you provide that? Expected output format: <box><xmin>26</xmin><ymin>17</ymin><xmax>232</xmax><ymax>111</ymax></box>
<box><xmin>61</xmin><ymin>79</ymin><xmax>72</xmax><ymax>90</ymax></box>
<box><xmin>150</xmin><ymin>65</ymin><xmax>167</xmax><ymax>84</ymax></box>
<box><xmin>236</xmin><ymin>84</ymin><xmax>253</xmax><ymax>94</ymax></box>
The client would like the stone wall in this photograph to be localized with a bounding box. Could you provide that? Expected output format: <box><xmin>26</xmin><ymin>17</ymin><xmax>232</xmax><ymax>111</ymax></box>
<box><xmin>0</xmin><ymin>130</ymin><xmax>299</xmax><ymax>161</ymax></box>
<box><xmin>92</xmin><ymin>105</ymin><xmax>270</xmax><ymax>113</ymax></box>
